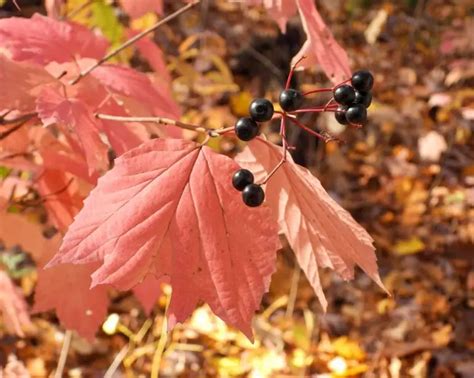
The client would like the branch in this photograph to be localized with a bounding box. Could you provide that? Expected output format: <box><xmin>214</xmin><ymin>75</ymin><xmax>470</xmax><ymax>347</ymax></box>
<box><xmin>0</xmin><ymin>120</ymin><xmax>29</xmax><ymax>141</ymax></box>
<box><xmin>95</xmin><ymin>113</ymin><xmax>232</xmax><ymax>137</ymax></box>
<box><xmin>70</xmin><ymin>1</ymin><xmax>200</xmax><ymax>85</ymax></box>
<box><xmin>0</xmin><ymin>112</ymin><xmax>36</xmax><ymax>126</ymax></box>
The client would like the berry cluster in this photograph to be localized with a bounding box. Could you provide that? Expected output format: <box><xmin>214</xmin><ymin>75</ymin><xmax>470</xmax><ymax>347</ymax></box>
<box><xmin>334</xmin><ymin>70</ymin><xmax>374</xmax><ymax>126</ymax></box>
<box><xmin>232</xmin><ymin>98</ymin><xmax>275</xmax><ymax>207</ymax></box>
<box><xmin>234</xmin><ymin>98</ymin><xmax>274</xmax><ymax>141</ymax></box>
<box><xmin>232</xmin><ymin>169</ymin><xmax>265</xmax><ymax>207</ymax></box>
<box><xmin>232</xmin><ymin>58</ymin><xmax>374</xmax><ymax>207</ymax></box>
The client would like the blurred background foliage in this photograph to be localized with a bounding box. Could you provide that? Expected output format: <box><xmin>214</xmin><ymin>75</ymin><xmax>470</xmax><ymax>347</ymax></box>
<box><xmin>0</xmin><ymin>0</ymin><xmax>473</xmax><ymax>376</ymax></box>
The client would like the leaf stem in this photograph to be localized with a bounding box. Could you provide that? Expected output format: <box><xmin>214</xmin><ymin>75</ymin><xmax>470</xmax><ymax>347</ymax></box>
<box><xmin>70</xmin><ymin>1</ymin><xmax>200</xmax><ymax>85</ymax></box>
<box><xmin>287</xmin><ymin>117</ymin><xmax>338</xmax><ymax>143</ymax></box>
<box><xmin>303</xmin><ymin>88</ymin><xmax>333</xmax><ymax>96</ymax></box>
<box><xmin>285</xmin><ymin>55</ymin><xmax>306</xmax><ymax>90</ymax></box>
<box><xmin>289</xmin><ymin>106</ymin><xmax>338</xmax><ymax>114</ymax></box>
<box><xmin>259</xmin><ymin>116</ymin><xmax>288</xmax><ymax>185</ymax></box>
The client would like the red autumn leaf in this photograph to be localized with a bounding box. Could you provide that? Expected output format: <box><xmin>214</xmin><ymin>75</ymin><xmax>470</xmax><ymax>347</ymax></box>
<box><xmin>36</xmin><ymin>87</ymin><xmax>109</xmax><ymax>174</ymax></box>
<box><xmin>33</xmin><ymin>263</ymin><xmax>109</xmax><ymax>341</ymax></box>
<box><xmin>0</xmin><ymin>200</ymin><xmax>108</xmax><ymax>340</ymax></box>
<box><xmin>92</xmin><ymin>65</ymin><xmax>181</xmax><ymax>120</ymax></box>
<box><xmin>292</xmin><ymin>0</ymin><xmax>351</xmax><ymax>83</ymax></box>
<box><xmin>0</xmin><ymin>14</ymin><xmax>108</xmax><ymax>65</ymax></box>
<box><xmin>236</xmin><ymin>138</ymin><xmax>387</xmax><ymax>309</ymax></box>
<box><xmin>96</xmin><ymin>98</ymin><xmax>150</xmax><ymax>156</ymax></box>
<box><xmin>129</xmin><ymin>31</ymin><xmax>171</xmax><ymax>85</ymax></box>
<box><xmin>0</xmin><ymin>272</ymin><xmax>32</xmax><ymax>337</ymax></box>
<box><xmin>132</xmin><ymin>275</ymin><xmax>167</xmax><ymax>314</ymax></box>
<box><xmin>48</xmin><ymin>138</ymin><xmax>281</xmax><ymax>337</ymax></box>
<box><xmin>0</xmin><ymin>55</ymin><xmax>54</xmax><ymax>111</ymax></box>
<box><xmin>36</xmin><ymin>170</ymin><xmax>86</xmax><ymax>232</ymax></box>
<box><xmin>119</xmin><ymin>0</ymin><xmax>163</xmax><ymax>18</ymax></box>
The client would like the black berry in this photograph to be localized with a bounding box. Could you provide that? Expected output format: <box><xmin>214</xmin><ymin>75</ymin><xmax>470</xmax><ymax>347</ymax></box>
<box><xmin>249</xmin><ymin>98</ymin><xmax>274</xmax><ymax>122</ymax></box>
<box><xmin>345</xmin><ymin>104</ymin><xmax>367</xmax><ymax>124</ymax></box>
<box><xmin>351</xmin><ymin>70</ymin><xmax>374</xmax><ymax>92</ymax></box>
<box><xmin>335</xmin><ymin>106</ymin><xmax>348</xmax><ymax>125</ymax></box>
<box><xmin>279</xmin><ymin>89</ymin><xmax>304</xmax><ymax>112</ymax></box>
<box><xmin>333</xmin><ymin>85</ymin><xmax>356</xmax><ymax>106</ymax></box>
<box><xmin>354</xmin><ymin>90</ymin><xmax>372</xmax><ymax>108</ymax></box>
<box><xmin>242</xmin><ymin>184</ymin><xmax>265</xmax><ymax>207</ymax></box>
<box><xmin>232</xmin><ymin>169</ymin><xmax>254</xmax><ymax>191</ymax></box>
<box><xmin>235</xmin><ymin>117</ymin><xmax>259</xmax><ymax>141</ymax></box>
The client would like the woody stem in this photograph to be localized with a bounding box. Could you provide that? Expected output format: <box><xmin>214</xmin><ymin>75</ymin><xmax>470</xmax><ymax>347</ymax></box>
<box><xmin>95</xmin><ymin>113</ymin><xmax>230</xmax><ymax>137</ymax></box>
<box><xmin>70</xmin><ymin>1</ymin><xmax>200</xmax><ymax>85</ymax></box>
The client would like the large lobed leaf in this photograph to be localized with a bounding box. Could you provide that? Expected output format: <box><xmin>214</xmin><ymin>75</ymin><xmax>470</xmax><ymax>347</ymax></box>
<box><xmin>119</xmin><ymin>0</ymin><xmax>163</xmax><ymax>19</ymax></box>
<box><xmin>246</xmin><ymin>0</ymin><xmax>351</xmax><ymax>83</ymax></box>
<box><xmin>48</xmin><ymin>139</ymin><xmax>281</xmax><ymax>337</ymax></box>
<box><xmin>36</xmin><ymin>87</ymin><xmax>110</xmax><ymax>174</ymax></box>
<box><xmin>292</xmin><ymin>0</ymin><xmax>351</xmax><ymax>83</ymax></box>
<box><xmin>0</xmin><ymin>14</ymin><xmax>108</xmax><ymax>65</ymax></box>
<box><xmin>236</xmin><ymin>138</ymin><xmax>387</xmax><ymax>309</ymax></box>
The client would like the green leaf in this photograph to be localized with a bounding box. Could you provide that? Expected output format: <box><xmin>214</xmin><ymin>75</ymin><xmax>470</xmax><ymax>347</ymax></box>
<box><xmin>90</xmin><ymin>1</ymin><xmax>124</xmax><ymax>47</ymax></box>
<box><xmin>0</xmin><ymin>166</ymin><xmax>11</xmax><ymax>179</ymax></box>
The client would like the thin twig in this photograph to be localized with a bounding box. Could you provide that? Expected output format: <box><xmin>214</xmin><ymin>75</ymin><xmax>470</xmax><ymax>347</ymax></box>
<box><xmin>286</xmin><ymin>56</ymin><xmax>306</xmax><ymax>89</ymax></box>
<box><xmin>0</xmin><ymin>112</ymin><xmax>36</xmax><ymax>126</ymax></box>
<box><xmin>96</xmin><ymin>113</ymin><xmax>230</xmax><ymax>137</ymax></box>
<box><xmin>259</xmin><ymin>117</ymin><xmax>288</xmax><ymax>185</ymax></box>
<box><xmin>290</xmin><ymin>106</ymin><xmax>338</xmax><ymax>114</ymax></box>
<box><xmin>287</xmin><ymin>117</ymin><xmax>337</xmax><ymax>143</ymax></box>
<box><xmin>303</xmin><ymin>88</ymin><xmax>333</xmax><ymax>96</ymax></box>
<box><xmin>54</xmin><ymin>330</ymin><xmax>72</xmax><ymax>378</ymax></box>
<box><xmin>71</xmin><ymin>1</ymin><xmax>200</xmax><ymax>85</ymax></box>
<box><xmin>0</xmin><ymin>118</ymin><xmax>31</xmax><ymax>141</ymax></box>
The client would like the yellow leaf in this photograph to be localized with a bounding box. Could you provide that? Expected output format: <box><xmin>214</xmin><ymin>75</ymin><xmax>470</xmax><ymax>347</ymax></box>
<box><xmin>291</xmin><ymin>348</ymin><xmax>313</xmax><ymax>368</ymax></box>
<box><xmin>214</xmin><ymin>357</ymin><xmax>246</xmax><ymax>376</ymax></box>
<box><xmin>332</xmin><ymin>337</ymin><xmax>366</xmax><ymax>361</ymax></box>
<box><xmin>130</xmin><ymin>12</ymin><xmax>158</xmax><ymax>31</ymax></box>
<box><xmin>393</xmin><ymin>237</ymin><xmax>425</xmax><ymax>255</ymax></box>
<box><xmin>230</xmin><ymin>91</ymin><xmax>253</xmax><ymax>117</ymax></box>
<box><xmin>90</xmin><ymin>2</ymin><xmax>125</xmax><ymax>48</ymax></box>
<box><xmin>432</xmin><ymin>324</ymin><xmax>452</xmax><ymax>347</ymax></box>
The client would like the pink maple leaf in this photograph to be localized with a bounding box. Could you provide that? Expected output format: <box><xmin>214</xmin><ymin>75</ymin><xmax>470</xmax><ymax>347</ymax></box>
<box><xmin>36</xmin><ymin>170</ymin><xmax>86</xmax><ymax>232</ymax></box>
<box><xmin>33</xmin><ymin>263</ymin><xmax>109</xmax><ymax>341</ymax></box>
<box><xmin>132</xmin><ymin>275</ymin><xmax>167</xmax><ymax>314</ymax></box>
<box><xmin>92</xmin><ymin>65</ymin><xmax>181</xmax><ymax>120</ymax></box>
<box><xmin>0</xmin><ymin>14</ymin><xmax>108</xmax><ymax>65</ymax></box>
<box><xmin>119</xmin><ymin>0</ymin><xmax>163</xmax><ymax>19</ymax></box>
<box><xmin>0</xmin><ymin>200</ymin><xmax>108</xmax><ymax>340</ymax></box>
<box><xmin>36</xmin><ymin>87</ymin><xmax>109</xmax><ymax>174</ymax></box>
<box><xmin>0</xmin><ymin>55</ymin><xmax>55</xmax><ymax>112</ymax></box>
<box><xmin>292</xmin><ymin>0</ymin><xmax>351</xmax><ymax>83</ymax></box>
<box><xmin>0</xmin><ymin>272</ymin><xmax>32</xmax><ymax>337</ymax></box>
<box><xmin>48</xmin><ymin>138</ymin><xmax>281</xmax><ymax>338</ymax></box>
<box><xmin>236</xmin><ymin>138</ymin><xmax>388</xmax><ymax>309</ymax></box>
